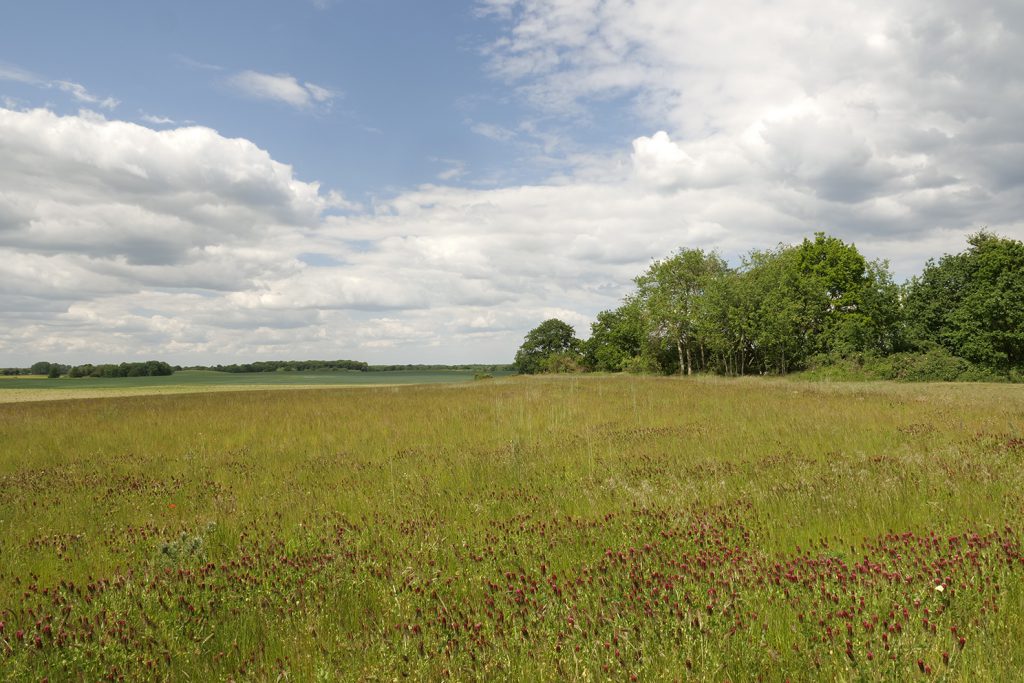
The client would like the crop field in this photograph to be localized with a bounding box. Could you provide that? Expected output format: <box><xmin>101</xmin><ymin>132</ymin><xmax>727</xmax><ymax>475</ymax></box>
<box><xmin>1</xmin><ymin>375</ymin><xmax>1022</xmax><ymax>681</ymax></box>
<box><xmin>0</xmin><ymin>370</ymin><xmax>499</xmax><ymax>404</ymax></box>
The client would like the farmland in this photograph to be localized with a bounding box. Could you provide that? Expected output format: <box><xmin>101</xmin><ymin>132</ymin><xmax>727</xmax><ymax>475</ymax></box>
<box><xmin>1</xmin><ymin>375</ymin><xmax>1022</xmax><ymax>680</ymax></box>
<box><xmin>0</xmin><ymin>369</ymin><xmax>499</xmax><ymax>404</ymax></box>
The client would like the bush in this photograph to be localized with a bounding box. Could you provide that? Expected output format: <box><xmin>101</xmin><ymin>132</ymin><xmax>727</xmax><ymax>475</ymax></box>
<box><xmin>800</xmin><ymin>348</ymin><xmax>1007</xmax><ymax>383</ymax></box>
<box><xmin>880</xmin><ymin>348</ymin><xmax>1003</xmax><ymax>382</ymax></box>
<box><xmin>540</xmin><ymin>352</ymin><xmax>583</xmax><ymax>374</ymax></box>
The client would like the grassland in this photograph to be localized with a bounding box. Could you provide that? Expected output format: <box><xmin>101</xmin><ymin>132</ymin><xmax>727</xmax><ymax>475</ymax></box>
<box><xmin>0</xmin><ymin>375</ymin><xmax>1022</xmax><ymax>680</ymax></box>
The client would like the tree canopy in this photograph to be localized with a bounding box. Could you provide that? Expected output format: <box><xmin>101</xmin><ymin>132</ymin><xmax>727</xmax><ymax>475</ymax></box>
<box><xmin>520</xmin><ymin>230</ymin><xmax>1022</xmax><ymax>381</ymax></box>
<box><xmin>514</xmin><ymin>319</ymin><xmax>583</xmax><ymax>374</ymax></box>
<box><xmin>903</xmin><ymin>230</ymin><xmax>1024</xmax><ymax>371</ymax></box>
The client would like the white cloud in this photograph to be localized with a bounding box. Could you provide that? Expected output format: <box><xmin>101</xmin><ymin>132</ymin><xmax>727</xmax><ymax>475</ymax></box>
<box><xmin>173</xmin><ymin>54</ymin><xmax>224</xmax><ymax>72</ymax></box>
<box><xmin>0</xmin><ymin>107</ymin><xmax>336</xmax><ymax>271</ymax></box>
<box><xmin>434</xmin><ymin>158</ymin><xmax>468</xmax><ymax>181</ymax></box>
<box><xmin>0</xmin><ymin>64</ymin><xmax>37</xmax><ymax>84</ymax></box>
<box><xmin>140</xmin><ymin>113</ymin><xmax>175</xmax><ymax>125</ymax></box>
<box><xmin>478</xmin><ymin>0</ymin><xmax>1024</xmax><ymax>240</ymax></box>
<box><xmin>471</xmin><ymin>122</ymin><xmax>517</xmax><ymax>142</ymax></box>
<box><xmin>228</xmin><ymin>70</ymin><xmax>337</xmax><ymax>109</ymax></box>
<box><xmin>0</xmin><ymin>63</ymin><xmax>119</xmax><ymax>109</ymax></box>
<box><xmin>55</xmin><ymin>80</ymin><xmax>119</xmax><ymax>110</ymax></box>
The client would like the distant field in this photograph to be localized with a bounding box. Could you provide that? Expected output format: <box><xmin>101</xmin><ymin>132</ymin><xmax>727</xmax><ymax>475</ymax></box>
<box><xmin>0</xmin><ymin>369</ymin><xmax>507</xmax><ymax>403</ymax></box>
<box><xmin>1</xmin><ymin>375</ymin><xmax>1022</xmax><ymax>680</ymax></box>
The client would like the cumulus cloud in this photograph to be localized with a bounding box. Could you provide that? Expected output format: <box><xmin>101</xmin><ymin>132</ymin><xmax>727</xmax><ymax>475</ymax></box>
<box><xmin>0</xmin><ymin>108</ymin><xmax>332</xmax><ymax>265</ymax></box>
<box><xmin>228</xmin><ymin>70</ymin><xmax>336</xmax><ymax>109</ymax></box>
<box><xmin>481</xmin><ymin>0</ymin><xmax>1024</xmax><ymax>242</ymax></box>
<box><xmin>0</xmin><ymin>108</ymin><xmax>348</xmax><ymax>358</ymax></box>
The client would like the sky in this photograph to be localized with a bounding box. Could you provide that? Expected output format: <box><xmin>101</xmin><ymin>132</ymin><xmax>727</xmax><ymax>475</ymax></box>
<box><xmin>1</xmin><ymin>0</ymin><xmax>1022</xmax><ymax>366</ymax></box>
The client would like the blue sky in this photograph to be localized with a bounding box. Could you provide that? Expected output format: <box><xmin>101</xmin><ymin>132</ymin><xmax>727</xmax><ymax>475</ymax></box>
<box><xmin>1</xmin><ymin>0</ymin><xmax>1022</xmax><ymax>365</ymax></box>
<box><xmin>2</xmin><ymin>1</ymin><xmax>525</xmax><ymax>196</ymax></box>
<box><xmin>1</xmin><ymin>0</ymin><xmax>645</xmax><ymax>201</ymax></box>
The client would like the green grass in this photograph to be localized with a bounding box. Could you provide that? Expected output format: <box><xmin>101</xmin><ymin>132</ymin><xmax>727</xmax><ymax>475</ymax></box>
<box><xmin>0</xmin><ymin>375</ymin><xmax>1022</xmax><ymax>680</ymax></box>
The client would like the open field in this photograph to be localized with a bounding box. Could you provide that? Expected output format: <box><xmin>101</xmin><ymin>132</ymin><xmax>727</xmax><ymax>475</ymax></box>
<box><xmin>1</xmin><ymin>375</ymin><xmax>1022</xmax><ymax>680</ymax></box>
<box><xmin>0</xmin><ymin>370</ymin><xmax>503</xmax><ymax>404</ymax></box>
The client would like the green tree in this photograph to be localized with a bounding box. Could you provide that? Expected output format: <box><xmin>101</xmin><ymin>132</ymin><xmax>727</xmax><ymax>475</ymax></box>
<box><xmin>733</xmin><ymin>234</ymin><xmax>900</xmax><ymax>374</ymax></box>
<box><xmin>741</xmin><ymin>246</ymin><xmax>810</xmax><ymax>374</ymax></box>
<box><xmin>582</xmin><ymin>299</ymin><xmax>646</xmax><ymax>372</ymax></box>
<box><xmin>634</xmin><ymin>249</ymin><xmax>728</xmax><ymax>375</ymax></box>
<box><xmin>904</xmin><ymin>230</ymin><xmax>1024</xmax><ymax>371</ymax></box>
<box><xmin>30</xmin><ymin>361</ymin><xmax>52</xmax><ymax>376</ymax></box>
<box><xmin>514</xmin><ymin>319</ymin><xmax>583</xmax><ymax>374</ymax></box>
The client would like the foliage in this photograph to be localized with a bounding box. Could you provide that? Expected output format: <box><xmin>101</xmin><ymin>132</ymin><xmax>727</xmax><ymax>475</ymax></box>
<box><xmin>31</xmin><ymin>362</ymin><xmax>55</xmax><ymax>375</ymax></box>
<box><xmin>67</xmin><ymin>360</ymin><xmax>174</xmax><ymax>378</ymax></box>
<box><xmin>203</xmin><ymin>359</ymin><xmax>369</xmax><ymax>373</ymax></box>
<box><xmin>801</xmin><ymin>348</ymin><xmax>1008</xmax><ymax>383</ymax></box>
<box><xmin>634</xmin><ymin>248</ymin><xmax>728</xmax><ymax>375</ymax></box>
<box><xmin>369</xmin><ymin>364</ymin><xmax>514</xmax><ymax>372</ymax></box>
<box><xmin>582</xmin><ymin>230</ymin><xmax>1024</xmax><ymax>381</ymax></box>
<box><xmin>582</xmin><ymin>300</ymin><xmax>645</xmax><ymax>372</ymax></box>
<box><xmin>0</xmin><ymin>363</ymin><xmax>72</xmax><ymax>377</ymax></box>
<box><xmin>903</xmin><ymin>230</ymin><xmax>1024</xmax><ymax>371</ymax></box>
<box><xmin>513</xmin><ymin>319</ymin><xmax>583</xmax><ymax>374</ymax></box>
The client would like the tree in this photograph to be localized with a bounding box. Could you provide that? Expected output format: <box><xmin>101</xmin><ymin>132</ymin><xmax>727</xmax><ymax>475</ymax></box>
<box><xmin>582</xmin><ymin>299</ymin><xmax>645</xmax><ymax>372</ymax></box>
<box><xmin>634</xmin><ymin>249</ymin><xmax>728</xmax><ymax>375</ymax></box>
<box><xmin>514</xmin><ymin>319</ymin><xmax>582</xmax><ymax>374</ymax></box>
<box><xmin>731</xmin><ymin>234</ymin><xmax>900</xmax><ymax>374</ymax></box>
<box><xmin>903</xmin><ymin>230</ymin><xmax>1024</xmax><ymax>371</ymax></box>
<box><xmin>741</xmin><ymin>246</ymin><xmax>810</xmax><ymax>374</ymax></box>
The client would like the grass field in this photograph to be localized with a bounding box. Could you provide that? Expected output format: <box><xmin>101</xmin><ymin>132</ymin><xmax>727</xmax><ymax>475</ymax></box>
<box><xmin>0</xmin><ymin>369</ymin><xmax>503</xmax><ymax>404</ymax></box>
<box><xmin>1</xmin><ymin>375</ymin><xmax>1022</xmax><ymax>680</ymax></box>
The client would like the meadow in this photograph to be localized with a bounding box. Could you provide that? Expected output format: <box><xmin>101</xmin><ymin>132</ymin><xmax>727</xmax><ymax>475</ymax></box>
<box><xmin>0</xmin><ymin>375</ymin><xmax>1022</xmax><ymax>680</ymax></box>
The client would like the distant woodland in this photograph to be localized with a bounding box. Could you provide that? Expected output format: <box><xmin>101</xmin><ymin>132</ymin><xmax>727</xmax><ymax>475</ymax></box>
<box><xmin>1</xmin><ymin>359</ymin><xmax>512</xmax><ymax>378</ymax></box>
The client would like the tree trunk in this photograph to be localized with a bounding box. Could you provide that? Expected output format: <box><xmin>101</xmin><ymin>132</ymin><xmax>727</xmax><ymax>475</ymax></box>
<box><xmin>676</xmin><ymin>339</ymin><xmax>685</xmax><ymax>376</ymax></box>
<box><xmin>686</xmin><ymin>346</ymin><xmax>693</xmax><ymax>376</ymax></box>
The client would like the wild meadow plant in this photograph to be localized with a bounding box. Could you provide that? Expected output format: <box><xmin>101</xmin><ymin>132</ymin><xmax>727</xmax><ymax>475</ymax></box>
<box><xmin>0</xmin><ymin>376</ymin><xmax>1022</xmax><ymax>680</ymax></box>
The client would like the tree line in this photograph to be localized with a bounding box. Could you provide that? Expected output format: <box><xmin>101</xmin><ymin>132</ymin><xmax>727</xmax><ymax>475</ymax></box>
<box><xmin>3</xmin><ymin>359</ymin><xmax>516</xmax><ymax>378</ymax></box>
<box><xmin>0</xmin><ymin>361</ymin><xmax>176</xmax><ymax>378</ymax></box>
<box><xmin>189</xmin><ymin>361</ymin><xmax>513</xmax><ymax>373</ymax></box>
<box><xmin>515</xmin><ymin>231</ymin><xmax>1024</xmax><ymax>381</ymax></box>
<box><xmin>194</xmin><ymin>359</ymin><xmax>370</xmax><ymax>373</ymax></box>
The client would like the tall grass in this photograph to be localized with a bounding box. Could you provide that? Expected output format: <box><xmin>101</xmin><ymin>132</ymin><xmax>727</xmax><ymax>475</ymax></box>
<box><xmin>0</xmin><ymin>375</ymin><xmax>1022</xmax><ymax>680</ymax></box>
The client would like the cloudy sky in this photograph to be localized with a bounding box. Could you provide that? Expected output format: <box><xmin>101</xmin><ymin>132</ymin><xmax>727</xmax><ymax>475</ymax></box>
<box><xmin>1</xmin><ymin>0</ymin><xmax>1022</xmax><ymax>366</ymax></box>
